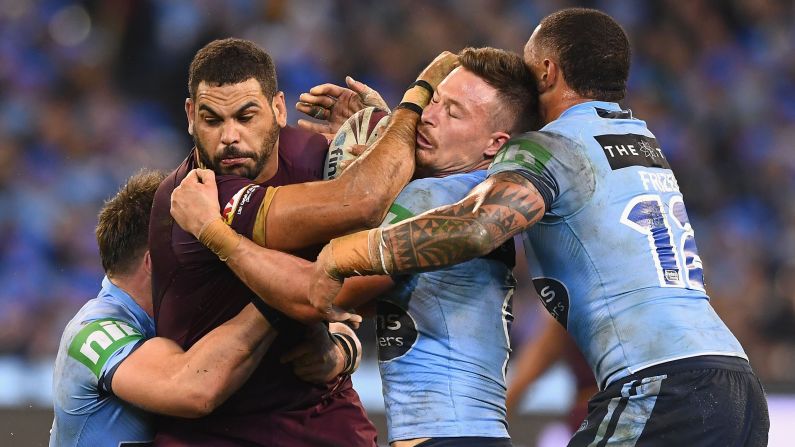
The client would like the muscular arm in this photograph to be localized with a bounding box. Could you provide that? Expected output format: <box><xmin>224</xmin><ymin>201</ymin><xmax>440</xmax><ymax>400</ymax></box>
<box><xmin>225</xmin><ymin>237</ymin><xmax>391</xmax><ymax>321</ymax></box>
<box><xmin>308</xmin><ymin>172</ymin><xmax>547</xmax><ymax>316</ymax></box>
<box><xmin>378</xmin><ymin>171</ymin><xmax>546</xmax><ymax>272</ymax></box>
<box><xmin>111</xmin><ymin>304</ymin><xmax>274</xmax><ymax>418</ymax></box>
<box><xmin>334</xmin><ymin>275</ymin><xmax>395</xmax><ymax>312</ymax></box>
<box><xmin>261</xmin><ymin>52</ymin><xmax>459</xmax><ymax>252</ymax></box>
<box><xmin>264</xmin><ymin>108</ymin><xmax>421</xmax><ymax>252</ymax></box>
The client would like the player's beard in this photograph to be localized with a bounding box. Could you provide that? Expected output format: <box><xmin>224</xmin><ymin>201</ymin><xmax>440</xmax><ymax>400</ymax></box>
<box><xmin>195</xmin><ymin>116</ymin><xmax>279</xmax><ymax>181</ymax></box>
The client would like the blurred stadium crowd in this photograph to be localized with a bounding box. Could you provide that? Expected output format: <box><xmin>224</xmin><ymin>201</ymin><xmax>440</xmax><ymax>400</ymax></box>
<box><xmin>1</xmin><ymin>0</ymin><xmax>794</xmax><ymax>403</ymax></box>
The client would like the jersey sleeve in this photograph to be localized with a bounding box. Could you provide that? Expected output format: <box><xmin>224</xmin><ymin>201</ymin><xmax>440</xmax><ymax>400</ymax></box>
<box><xmin>487</xmin><ymin>131</ymin><xmax>595</xmax><ymax>217</ymax></box>
<box><xmin>66</xmin><ymin>318</ymin><xmax>146</xmax><ymax>394</ymax></box>
<box><xmin>216</xmin><ymin>175</ymin><xmax>278</xmax><ymax>246</ymax></box>
<box><xmin>381</xmin><ymin>172</ymin><xmax>487</xmax><ymax>226</ymax></box>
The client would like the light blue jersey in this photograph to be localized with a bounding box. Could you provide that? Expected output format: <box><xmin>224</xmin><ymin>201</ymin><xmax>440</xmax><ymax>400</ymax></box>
<box><xmin>488</xmin><ymin>101</ymin><xmax>747</xmax><ymax>389</ymax></box>
<box><xmin>50</xmin><ymin>277</ymin><xmax>156</xmax><ymax>447</ymax></box>
<box><xmin>378</xmin><ymin>171</ymin><xmax>515</xmax><ymax>442</ymax></box>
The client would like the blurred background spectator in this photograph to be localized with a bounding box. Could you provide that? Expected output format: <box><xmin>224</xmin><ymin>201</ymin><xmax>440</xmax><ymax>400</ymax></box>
<box><xmin>1</xmin><ymin>0</ymin><xmax>793</xmax><ymax>445</ymax></box>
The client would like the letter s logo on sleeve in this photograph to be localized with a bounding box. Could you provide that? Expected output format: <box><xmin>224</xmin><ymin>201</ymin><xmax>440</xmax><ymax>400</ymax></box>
<box><xmin>68</xmin><ymin>319</ymin><xmax>143</xmax><ymax>378</ymax></box>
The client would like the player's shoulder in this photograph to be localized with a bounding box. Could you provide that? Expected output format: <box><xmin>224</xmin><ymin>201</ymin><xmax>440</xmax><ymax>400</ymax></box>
<box><xmin>65</xmin><ymin>298</ymin><xmax>143</xmax><ymax>340</ymax></box>
<box><xmin>390</xmin><ymin>171</ymin><xmax>486</xmax><ymax>220</ymax></box>
<box><xmin>63</xmin><ymin>299</ymin><xmax>146</xmax><ymax>379</ymax></box>
<box><xmin>492</xmin><ymin>130</ymin><xmax>580</xmax><ymax>174</ymax></box>
<box><xmin>279</xmin><ymin>125</ymin><xmax>329</xmax><ymax>158</ymax></box>
<box><xmin>504</xmin><ymin>130</ymin><xmax>579</xmax><ymax>153</ymax></box>
<box><xmin>407</xmin><ymin>170</ymin><xmax>486</xmax><ymax>194</ymax></box>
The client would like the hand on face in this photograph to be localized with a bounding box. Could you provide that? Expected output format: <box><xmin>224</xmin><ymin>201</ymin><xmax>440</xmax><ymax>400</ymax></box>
<box><xmin>296</xmin><ymin>76</ymin><xmax>388</xmax><ymax>141</ymax></box>
<box><xmin>417</xmin><ymin>51</ymin><xmax>460</xmax><ymax>90</ymax></box>
<box><xmin>170</xmin><ymin>168</ymin><xmax>221</xmax><ymax>237</ymax></box>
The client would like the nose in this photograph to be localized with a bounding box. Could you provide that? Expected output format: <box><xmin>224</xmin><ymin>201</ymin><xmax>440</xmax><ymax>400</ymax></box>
<box><xmin>220</xmin><ymin>120</ymin><xmax>240</xmax><ymax>146</ymax></box>
<box><xmin>421</xmin><ymin>101</ymin><xmax>439</xmax><ymax>128</ymax></box>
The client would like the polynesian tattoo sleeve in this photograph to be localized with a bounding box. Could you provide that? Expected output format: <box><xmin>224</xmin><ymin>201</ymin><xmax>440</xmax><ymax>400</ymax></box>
<box><xmin>379</xmin><ymin>171</ymin><xmax>546</xmax><ymax>272</ymax></box>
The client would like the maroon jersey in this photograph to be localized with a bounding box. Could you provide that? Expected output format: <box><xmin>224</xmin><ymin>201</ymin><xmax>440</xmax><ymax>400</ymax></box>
<box><xmin>149</xmin><ymin>126</ymin><xmax>377</xmax><ymax>446</ymax></box>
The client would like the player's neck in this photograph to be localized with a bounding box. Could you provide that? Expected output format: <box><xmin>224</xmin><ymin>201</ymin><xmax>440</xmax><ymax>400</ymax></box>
<box><xmin>540</xmin><ymin>88</ymin><xmax>593</xmax><ymax>125</ymax></box>
<box><xmin>109</xmin><ymin>274</ymin><xmax>154</xmax><ymax>318</ymax></box>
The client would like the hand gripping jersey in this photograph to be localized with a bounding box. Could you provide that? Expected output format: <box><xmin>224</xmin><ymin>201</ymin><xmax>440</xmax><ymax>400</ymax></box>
<box><xmin>488</xmin><ymin>101</ymin><xmax>747</xmax><ymax>389</ymax></box>
<box><xmin>378</xmin><ymin>171</ymin><xmax>516</xmax><ymax>442</ymax></box>
<box><xmin>50</xmin><ymin>277</ymin><xmax>156</xmax><ymax>447</ymax></box>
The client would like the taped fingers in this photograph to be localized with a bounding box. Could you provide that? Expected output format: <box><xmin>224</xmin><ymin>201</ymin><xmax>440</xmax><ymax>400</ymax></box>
<box><xmin>311</xmin><ymin>105</ymin><xmax>327</xmax><ymax>120</ymax></box>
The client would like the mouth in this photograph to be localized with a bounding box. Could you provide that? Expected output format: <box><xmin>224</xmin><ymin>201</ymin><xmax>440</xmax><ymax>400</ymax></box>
<box><xmin>416</xmin><ymin>130</ymin><xmax>433</xmax><ymax>149</ymax></box>
<box><xmin>220</xmin><ymin>157</ymin><xmax>250</xmax><ymax>167</ymax></box>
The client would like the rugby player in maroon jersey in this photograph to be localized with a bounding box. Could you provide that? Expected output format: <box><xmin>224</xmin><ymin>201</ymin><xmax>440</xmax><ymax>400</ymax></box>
<box><xmin>150</xmin><ymin>38</ymin><xmax>457</xmax><ymax>446</ymax></box>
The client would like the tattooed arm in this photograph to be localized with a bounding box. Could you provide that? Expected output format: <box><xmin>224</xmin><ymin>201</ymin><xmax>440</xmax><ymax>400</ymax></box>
<box><xmin>308</xmin><ymin>171</ymin><xmax>546</xmax><ymax>316</ymax></box>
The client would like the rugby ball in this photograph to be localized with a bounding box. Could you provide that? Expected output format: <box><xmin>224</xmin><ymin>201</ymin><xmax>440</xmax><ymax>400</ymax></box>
<box><xmin>324</xmin><ymin>107</ymin><xmax>390</xmax><ymax>179</ymax></box>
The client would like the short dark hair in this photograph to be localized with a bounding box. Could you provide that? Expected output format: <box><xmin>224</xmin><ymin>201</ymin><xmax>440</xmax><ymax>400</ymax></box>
<box><xmin>458</xmin><ymin>47</ymin><xmax>539</xmax><ymax>133</ymax></box>
<box><xmin>96</xmin><ymin>170</ymin><xmax>165</xmax><ymax>276</ymax></box>
<box><xmin>535</xmin><ymin>8</ymin><xmax>630</xmax><ymax>101</ymax></box>
<box><xmin>188</xmin><ymin>38</ymin><xmax>278</xmax><ymax>100</ymax></box>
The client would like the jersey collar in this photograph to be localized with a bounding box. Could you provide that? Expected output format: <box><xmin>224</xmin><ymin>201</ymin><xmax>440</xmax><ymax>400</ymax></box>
<box><xmin>100</xmin><ymin>276</ymin><xmax>156</xmax><ymax>338</ymax></box>
<box><xmin>558</xmin><ymin>100</ymin><xmax>622</xmax><ymax>119</ymax></box>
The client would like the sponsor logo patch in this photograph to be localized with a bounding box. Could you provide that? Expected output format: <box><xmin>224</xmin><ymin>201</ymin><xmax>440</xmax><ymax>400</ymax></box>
<box><xmin>68</xmin><ymin>319</ymin><xmax>143</xmax><ymax>377</ymax></box>
<box><xmin>532</xmin><ymin>277</ymin><xmax>570</xmax><ymax>329</ymax></box>
<box><xmin>594</xmin><ymin>134</ymin><xmax>670</xmax><ymax>170</ymax></box>
<box><xmin>222</xmin><ymin>185</ymin><xmax>260</xmax><ymax>224</ymax></box>
<box><xmin>376</xmin><ymin>300</ymin><xmax>418</xmax><ymax>361</ymax></box>
<box><xmin>492</xmin><ymin>138</ymin><xmax>553</xmax><ymax>175</ymax></box>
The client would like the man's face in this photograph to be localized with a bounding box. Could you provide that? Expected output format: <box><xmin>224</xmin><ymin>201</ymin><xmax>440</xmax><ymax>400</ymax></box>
<box><xmin>187</xmin><ymin>78</ymin><xmax>285</xmax><ymax>182</ymax></box>
<box><xmin>415</xmin><ymin>67</ymin><xmax>504</xmax><ymax>177</ymax></box>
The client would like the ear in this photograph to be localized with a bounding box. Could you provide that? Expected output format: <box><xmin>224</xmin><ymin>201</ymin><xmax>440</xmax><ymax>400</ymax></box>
<box><xmin>538</xmin><ymin>58</ymin><xmax>559</xmax><ymax>94</ymax></box>
<box><xmin>272</xmin><ymin>91</ymin><xmax>287</xmax><ymax>128</ymax></box>
<box><xmin>143</xmin><ymin>250</ymin><xmax>152</xmax><ymax>275</ymax></box>
<box><xmin>185</xmin><ymin>98</ymin><xmax>195</xmax><ymax>136</ymax></box>
<box><xmin>484</xmin><ymin>131</ymin><xmax>511</xmax><ymax>158</ymax></box>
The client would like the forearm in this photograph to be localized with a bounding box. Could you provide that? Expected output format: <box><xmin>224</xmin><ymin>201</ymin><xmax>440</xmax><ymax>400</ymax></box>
<box><xmin>225</xmin><ymin>236</ymin><xmax>321</xmax><ymax>323</ymax></box>
<box><xmin>171</xmin><ymin>304</ymin><xmax>275</xmax><ymax>413</ymax></box>
<box><xmin>113</xmin><ymin>304</ymin><xmax>275</xmax><ymax>418</ymax></box>
<box><xmin>327</xmin><ymin>172</ymin><xmax>545</xmax><ymax>278</ymax></box>
<box><xmin>380</xmin><ymin>172</ymin><xmax>545</xmax><ymax>273</ymax></box>
<box><xmin>332</xmin><ymin>108</ymin><xmax>419</xmax><ymax>225</ymax></box>
<box><xmin>264</xmin><ymin>108</ymin><xmax>422</xmax><ymax>251</ymax></box>
<box><xmin>334</xmin><ymin>275</ymin><xmax>395</xmax><ymax>310</ymax></box>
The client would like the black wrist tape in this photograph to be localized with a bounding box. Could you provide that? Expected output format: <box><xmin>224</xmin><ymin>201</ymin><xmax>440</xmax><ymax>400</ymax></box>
<box><xmin>396</xmin><ymin>102</ymin><xmax>424</xmax><ymax>115</ymax></box>
<box><xmin>332</xmin><ymin>332</ymin><xmax>356</xmax><ymax>374</ymax></box>
<box><xmin>409</xmin><ymin>80</ymin><xmax>434</xmax><ymax>96</ymax></box>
